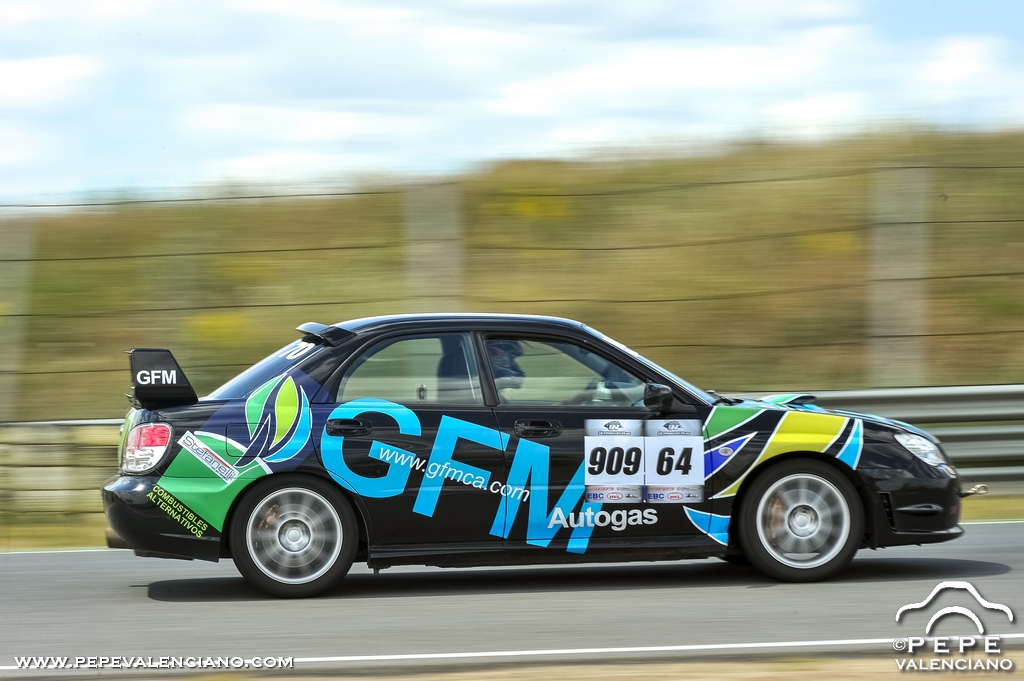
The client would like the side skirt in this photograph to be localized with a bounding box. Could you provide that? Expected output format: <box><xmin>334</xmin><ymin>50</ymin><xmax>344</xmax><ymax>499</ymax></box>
<box><xmin>367</xmin><ymin>536</ymin><xmax>724</xmax><ymax>570</ymax></box>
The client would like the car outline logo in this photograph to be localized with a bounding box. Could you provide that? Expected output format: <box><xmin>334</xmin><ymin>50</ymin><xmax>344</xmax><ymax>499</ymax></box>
<box><xmin>896</xmin><ymin>581</ymin><xmax>1014</xmax><ymax>634</ymax></box>
<box><xmin>603</xmin><ymin>420</ymin><xmax>624</xmax><ymax>430</ymax></box>
<box><xmin>662</xmin><ymin>421</ymin><xmax>682</xmax><ymax>431</ymax></box>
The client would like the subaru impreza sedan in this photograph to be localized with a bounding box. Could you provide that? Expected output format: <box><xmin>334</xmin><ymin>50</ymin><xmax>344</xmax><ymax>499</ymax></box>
<box><xmin>103</xmin><ymin>314</ymin><xmax>962</xmax><ymax>597</ymax></box>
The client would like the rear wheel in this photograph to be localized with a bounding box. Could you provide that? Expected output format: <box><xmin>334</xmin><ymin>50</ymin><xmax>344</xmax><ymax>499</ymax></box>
<box><xmin>230</xmin><ymin>476</ymin><xmax>357</xmax><ymax>598</ymax></box>
<box><xmin>737</xmin><ymin>459</ymin><xmax>862</xmax><ymax>582</ymax></box>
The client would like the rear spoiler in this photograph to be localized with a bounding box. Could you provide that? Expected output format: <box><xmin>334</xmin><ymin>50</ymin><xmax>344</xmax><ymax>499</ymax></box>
<box><xmin>127</xmin><ymin>348</ymin><xmax>198</xmax><ymax>410</ymax></box>
<box><xmin>296</xmin><ymin>321</ymin><xmax>353</xmax><ymax>346</ymax></box>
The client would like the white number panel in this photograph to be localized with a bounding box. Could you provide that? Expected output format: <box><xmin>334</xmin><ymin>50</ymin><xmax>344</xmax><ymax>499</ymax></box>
<box><xmin>643</xmin><ymin>419</ymin><xmax>705</xmax><ymax>503</ymax></box>
<box><xmin>584</xmin><ymin>419</ymin><xmax>645</xmax><ymax>488</ymax></box>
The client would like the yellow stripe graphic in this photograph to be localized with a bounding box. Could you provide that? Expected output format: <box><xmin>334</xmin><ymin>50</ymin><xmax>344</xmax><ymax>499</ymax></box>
<box><xmin>715</xmin><ymin>412</ymin><xmax>848</xmax><ymax>498</ymax></box>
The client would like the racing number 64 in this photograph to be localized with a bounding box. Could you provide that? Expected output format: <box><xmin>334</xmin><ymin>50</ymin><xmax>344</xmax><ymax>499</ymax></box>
<box><xmin>656</xmin><ymin>446</ymin><xmax>692</xmax><ymax>476</ymax></box>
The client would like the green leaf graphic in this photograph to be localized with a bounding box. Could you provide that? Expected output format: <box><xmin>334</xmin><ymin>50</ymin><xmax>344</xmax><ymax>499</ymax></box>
<box><xmin>246</xmin><ymin>376</ymin><xmax>281</xmax><ymax>438</ymax></box>
<box><xmin>272</xmin><ymin>376</ymin><xmax>298</xmax><ymax>447</ymax></box>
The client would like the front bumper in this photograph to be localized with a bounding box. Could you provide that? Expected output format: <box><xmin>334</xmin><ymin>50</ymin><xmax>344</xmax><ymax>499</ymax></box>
<box><xmin>102</xmin><ymin>475</ymin><xmax>222</xmax><ymax>562</ymax></box>
<box><xmin>861</xmin><ymin>460</ymin><xmax>963</xmax><ymax>548</ymax></box>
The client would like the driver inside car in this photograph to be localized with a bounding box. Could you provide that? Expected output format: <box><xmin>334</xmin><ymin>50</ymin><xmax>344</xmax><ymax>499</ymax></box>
<box><xmin>487</xmin><ymin>340</ymin><xmax>526</xmax><ymax>396</ymax></box>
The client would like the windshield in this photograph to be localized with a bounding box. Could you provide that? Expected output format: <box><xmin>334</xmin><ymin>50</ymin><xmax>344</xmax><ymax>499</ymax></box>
<box><xmin>582</xmin><ymin>325</ymin><xmax>713</xmax><ymax>404</ymax></box>
<box><xmin>206</xmin><ymin>339</ymin><xmax>324</xmax><ymax>399</ymax></box>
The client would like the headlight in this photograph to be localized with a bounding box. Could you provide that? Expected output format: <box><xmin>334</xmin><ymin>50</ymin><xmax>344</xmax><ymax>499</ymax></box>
<box><xmin>895</xmin><ymin>432</ymin><xmax>945</xmax><ymax>466</ymax></box>
<box><xmin>123</xmin><ymin>423</ymin><xmax>172</xmax><ymax>473</ymax></box>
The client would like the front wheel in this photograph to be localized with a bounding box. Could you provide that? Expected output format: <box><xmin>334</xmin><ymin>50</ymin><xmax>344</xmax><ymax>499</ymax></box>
<box><xmin>737</xmin><ymin>459</ymin><xmax>863</xmax><ymax>582</ymax></box>
<box><xmin>230</xmin><ymin>476</ymin><xmax>358</xmax><ymax>598</ymax></box>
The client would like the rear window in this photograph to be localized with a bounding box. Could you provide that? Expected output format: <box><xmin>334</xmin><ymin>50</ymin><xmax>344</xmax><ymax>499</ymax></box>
<box><xmin>206</xmin><ymin>340</ymin><xmax>325</xmax><ymax>399</ymax></box>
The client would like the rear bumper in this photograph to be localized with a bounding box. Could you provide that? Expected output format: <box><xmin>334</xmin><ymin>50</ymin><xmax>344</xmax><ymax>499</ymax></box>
<box><xmin>102</xmin><ymin>475</ymin><xmax>222</xmax><ymax>562</ymax></box>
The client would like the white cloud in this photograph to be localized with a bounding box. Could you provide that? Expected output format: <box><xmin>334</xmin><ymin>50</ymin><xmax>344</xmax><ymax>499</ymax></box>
<box><xmin>921</xmin><ymin>38</ymin><xmax>999</xmax><ymax>86</ymax></box>
<box><xmin>229</xmin><ymin>0</ymin><xmax>415</xmax><ymax>23</ymax></box>
<box><xmin>1</xmin><ymin>0</ymin><xmax>1023</xmax><ymax>198</ymax></box>
<box><xmin>207</xmin><ymin>150</ymin><xmax>384</xmax><ymax>181</ymax></box>
<box><xmin>488</xmin><ymin>34</ymin><xmax>842</xmax><ymax>118</ymax></box>
<box><xmin>181</xmin><ymin>105</ymin><xmax>434</xmax><ymax>144</ymax></box>
<box><xmin>0</xmin><ymin>56</ymin><xmax>104</xmax><ymax>107</ymax></box>
<box><xmin>0</xmin><ymin>122</ymin><xmax>48</xmax><ymax>167</ymax></box>
<box><xmin>0</xmin><ymin>2</ymin><xmax>53</xmax><ymax>26</ymax></box>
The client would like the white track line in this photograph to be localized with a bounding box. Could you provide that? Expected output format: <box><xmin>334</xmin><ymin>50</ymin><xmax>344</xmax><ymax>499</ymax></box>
<box><xmin>293</xmin><ymin>633</ymin><xmax>1024</xmax><ymax>665</ymax></box>
<box><xmin>2</xmin><ymin>634</ymin><xmax>1022</xmax><ymax>670</ymax></box>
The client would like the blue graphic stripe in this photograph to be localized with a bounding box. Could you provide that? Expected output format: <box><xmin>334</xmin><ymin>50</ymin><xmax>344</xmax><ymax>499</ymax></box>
<box><xmin>704</xmin><ymin>431</ymin><xmax>756</xmax><ymax>479</ymax></box>
<box><xmin>684</xmin><ymin>507</ymin><xmax>731</xmax><ymax>546</ymax></box>
<box><xmin>835</xmin><ymin>419</ymin><xmax>864</xmax><ymax>470</ymax></box>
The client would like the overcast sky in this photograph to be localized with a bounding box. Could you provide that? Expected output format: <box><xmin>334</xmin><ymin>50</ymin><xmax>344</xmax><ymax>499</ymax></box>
<box><xmin>1</xmin><ymin>0</ymin><xmax>1023</xmax><ymax>200</ymax></box>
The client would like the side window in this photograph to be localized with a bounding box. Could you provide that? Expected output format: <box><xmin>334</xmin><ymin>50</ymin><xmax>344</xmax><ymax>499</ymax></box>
<box><xmin>485</xmin><ymin>338</ymin><xmax>644</xmax><ymax>407</ymax></box>
<box><xmin>338</xmin><ymin>334</ymin><xmax>484</xmax><ymax>405</ymax></box>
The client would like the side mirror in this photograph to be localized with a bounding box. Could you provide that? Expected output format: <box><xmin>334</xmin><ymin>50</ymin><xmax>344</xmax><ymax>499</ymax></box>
<box><xmin>643</xmin><ymin>383</ymin><xmax>674</xmax><ymax>414</ymax></box>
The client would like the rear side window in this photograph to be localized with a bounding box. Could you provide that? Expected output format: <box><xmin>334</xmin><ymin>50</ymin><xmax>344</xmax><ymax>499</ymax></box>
<box><xmin>337</xmin><ymin>333</ymin><xmax>483</xmax><ymax>405</ymax></box>
<box><xmin>207</xmin><ymin>340</ymin><xmax>324</xmax><ymax>399</ymax></box>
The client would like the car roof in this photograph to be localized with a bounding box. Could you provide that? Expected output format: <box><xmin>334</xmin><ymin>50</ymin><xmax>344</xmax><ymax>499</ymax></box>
<box><xmin>333</xmin><ymin>313</ymin><xmax>587</xmax><ymax>334</ymax></box>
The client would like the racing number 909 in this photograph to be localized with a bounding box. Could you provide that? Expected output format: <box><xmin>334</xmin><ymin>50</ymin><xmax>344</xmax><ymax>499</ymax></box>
<box><xmin>588</xmin><ymin>447</ymin><xmax>642</xmax><ymax>476</ymax></box>
<box><xmin>656</xmin><ymin>447</ymin><xmax>693</xmax><ymax>476</ymax></box>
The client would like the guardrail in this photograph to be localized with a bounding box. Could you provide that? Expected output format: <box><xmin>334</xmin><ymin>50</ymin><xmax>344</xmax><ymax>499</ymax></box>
<box><xmin>812</xmin><ymin>385</ymin><xmax>1024</xmax><ymax>480</ymax></box>
<box><xmin>0</xmin><ymin>385</ymin><xmax>1021</xmax><ymax>521</ymax></box>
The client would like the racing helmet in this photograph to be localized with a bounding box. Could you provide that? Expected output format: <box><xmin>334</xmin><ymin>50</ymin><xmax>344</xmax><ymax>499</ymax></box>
<box><xmin>487</xmin><ymin>340</ymin><xmax>525</xmax><ymax>391</ymax></box>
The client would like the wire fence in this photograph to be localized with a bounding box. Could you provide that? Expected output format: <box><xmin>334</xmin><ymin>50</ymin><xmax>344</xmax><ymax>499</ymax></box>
<box><xmin>2</xmin><ymin>155</ymin><xmax>1023</xmax><ymax>419</ymax></box>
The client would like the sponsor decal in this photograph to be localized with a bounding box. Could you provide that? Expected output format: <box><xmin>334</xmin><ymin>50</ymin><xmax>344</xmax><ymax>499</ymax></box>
<box><xmin>654</xmin><ymin>420</ymin><xmax>696</xmax><ymax>436</ymax></box>
<box><xmin>548</xmin><ymin>507</ymin><xmax>657</xmax><ymax>532</ymax></box>
<box><xmin>135</xmin><ymin>369</ymin><xmax>177</xmax><ymax>385</ymax></box>
<box><xmin>645</xmin><ymin>485</ymin><xmax>703</xmax><ymax>503</ymax></box>
<box><xmin>585</xmin><ymin>485</ymin><xmax>643</xmax><ymax>503</ymax></box>
<box><xmin>891</xmin><ymin>581</ymin><xmax>1016</xmax><ymax>672</ymax></box>
<box><xmin>178</xmin><ymin>431</ymin><xmax>239</xmax><ymax>483</ymax></box>
<box><xmin>146</xmin><ymin>484</ymin><xmax>210</xmax><ymax>538</ymax></box>
<box><xmin>238</xmin><ymin>374</ymin><xmax>312</xmax><ymax>466</ymax></box>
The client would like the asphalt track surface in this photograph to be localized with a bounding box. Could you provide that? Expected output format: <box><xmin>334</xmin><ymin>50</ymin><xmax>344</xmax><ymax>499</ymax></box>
<box><xmin>1</xmin><ymin>522</ymin><xmax>1022</xmax><ymax>675</ymax></box>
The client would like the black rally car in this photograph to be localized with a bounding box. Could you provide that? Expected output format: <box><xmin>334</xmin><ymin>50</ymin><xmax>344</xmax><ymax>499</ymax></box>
<box><xmin>104</xmin><ymin>314</ymin><xmax>964</xmax><ymax>597</ymax></box>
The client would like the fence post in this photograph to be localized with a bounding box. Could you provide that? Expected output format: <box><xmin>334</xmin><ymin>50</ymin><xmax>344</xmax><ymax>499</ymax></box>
<box><xmin>868</xmin><ymin>167</ymin><xmax>931</xmax><ymax>386</ymax></box>
<box><xmin>0</xmin><ymin>218</ymin><xmax>35</xmax><ymax>422</ymax></box>
<box><xmin>403</xmin><ymin>183</ymin><xmax>463</xmax><ymax>312</ymax></box>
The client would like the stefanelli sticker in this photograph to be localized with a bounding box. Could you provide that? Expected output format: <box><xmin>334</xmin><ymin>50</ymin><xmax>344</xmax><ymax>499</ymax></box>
<box><xmin>178</xmin><ymin>431</ymin><xmax>239</xmax><ymax>483</ymax></box>
<box><xmin>147</xmin><ymin>484</ymin><xmax>210</xmax><ymax>538</ymax></box>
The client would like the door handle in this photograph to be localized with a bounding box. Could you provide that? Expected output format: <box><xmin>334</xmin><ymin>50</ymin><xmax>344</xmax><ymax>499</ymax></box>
<box><xmin>514</xmin><ymin>419</ymin><xmax>562</xmax><ymax>438</ymax></box>
<box><xmin>325</xmin><ymin>418</ymin><xmax>372</xmax><ymax>436</ymax></box>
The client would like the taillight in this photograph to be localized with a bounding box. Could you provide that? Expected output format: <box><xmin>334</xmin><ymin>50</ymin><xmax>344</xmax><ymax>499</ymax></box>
<box><xmin>123</xmin><ymin>423</ymin><xmax>172</xmax><ymax>473</ymax></box>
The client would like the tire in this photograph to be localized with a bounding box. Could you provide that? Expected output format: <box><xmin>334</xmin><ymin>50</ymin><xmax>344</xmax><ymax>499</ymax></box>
<box><xmin>229</xmin><ymin>475</ymin><xmax>358</xmax><ymax>598</ymax></box>
<box><xmin>737</xmin><ymin>459</ymin><xmax>863</xmax><ymax>582</ymax></box>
